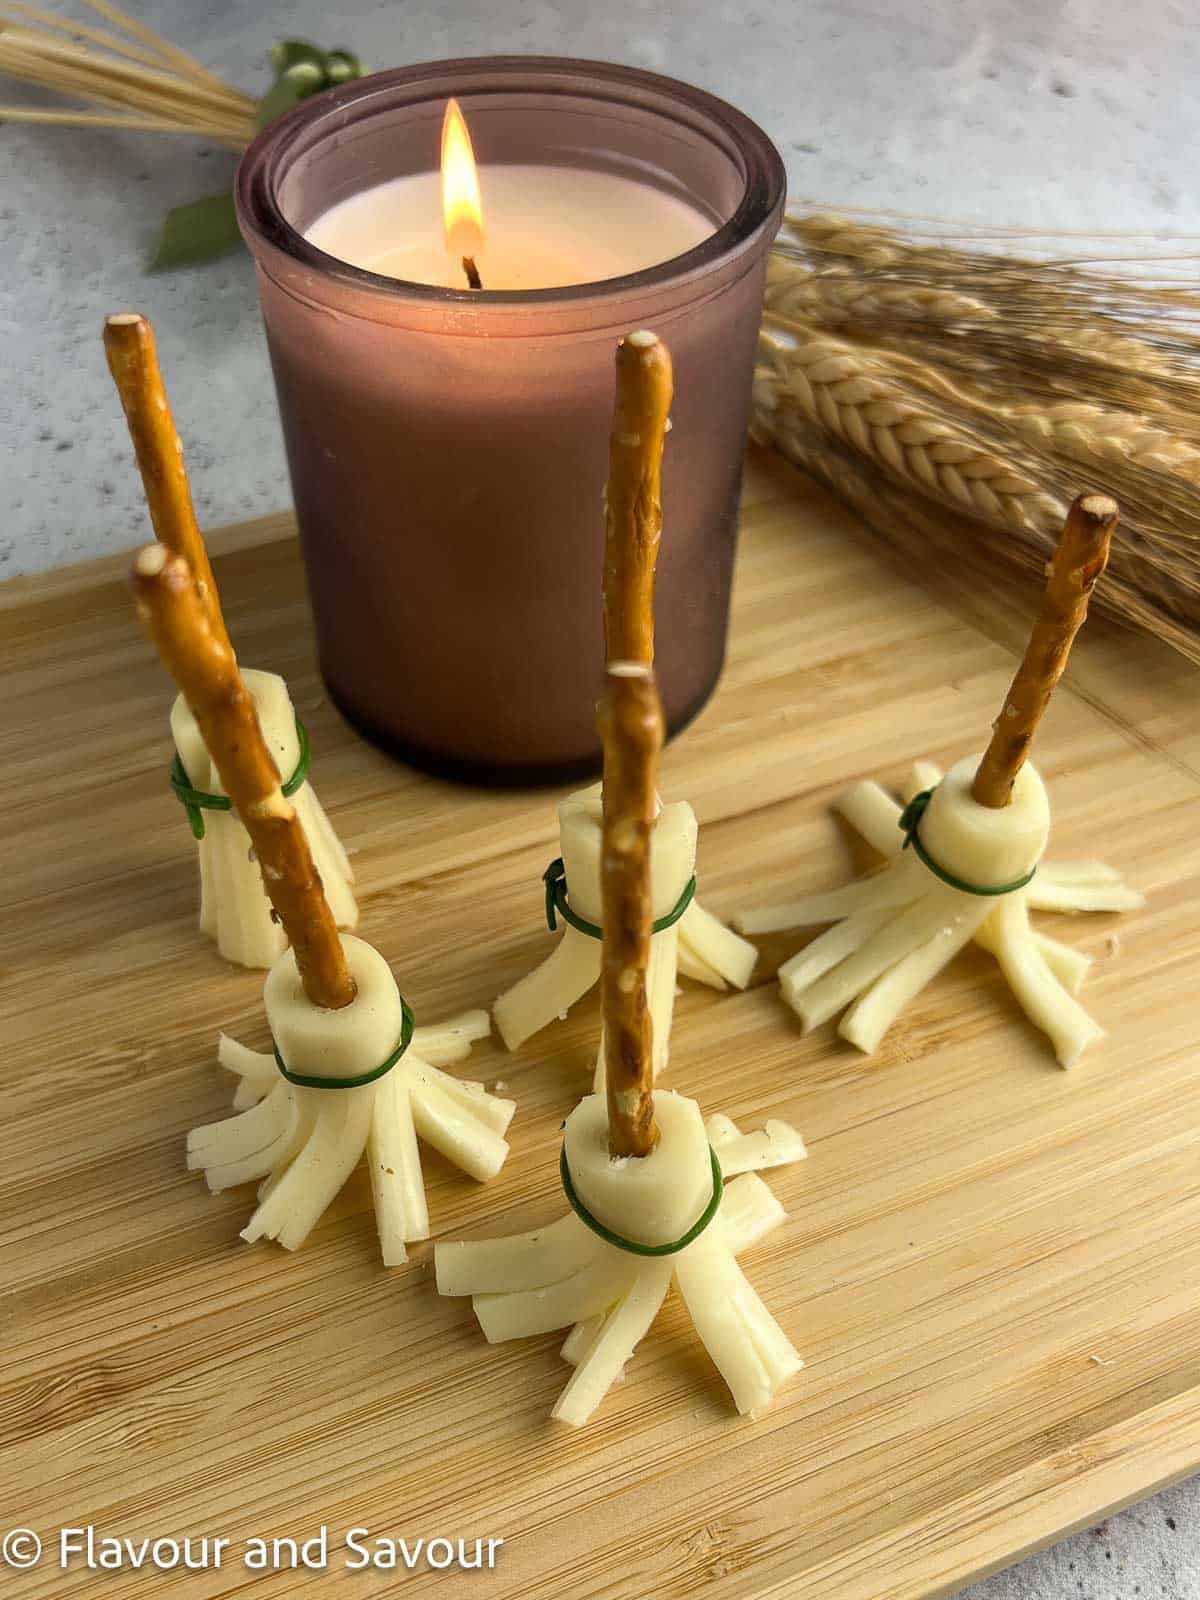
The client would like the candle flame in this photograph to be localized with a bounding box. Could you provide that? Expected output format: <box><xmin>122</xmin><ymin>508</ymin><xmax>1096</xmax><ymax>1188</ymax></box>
<box><xmin>441</xmin><ymin>98</ymin><xmax>484</xmax><ymax>261</ymax></box>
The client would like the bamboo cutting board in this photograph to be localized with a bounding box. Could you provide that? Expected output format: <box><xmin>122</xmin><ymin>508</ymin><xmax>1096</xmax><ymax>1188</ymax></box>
<box><xmin>2</xmin><ymin>452</ymin><xmax>1198</xmax><ymax>1600</ymax></box>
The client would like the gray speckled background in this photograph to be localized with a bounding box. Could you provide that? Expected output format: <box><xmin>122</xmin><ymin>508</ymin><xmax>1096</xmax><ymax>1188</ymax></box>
<box><xmin>5</xmin><ymin>3</ymin><xmax>1200</xmax><ymax>1594</ymax></box>
<box><xmin>7</xmin><ymin>0</ymin><xmax>1200</xmax><ymax>579</ymax></box>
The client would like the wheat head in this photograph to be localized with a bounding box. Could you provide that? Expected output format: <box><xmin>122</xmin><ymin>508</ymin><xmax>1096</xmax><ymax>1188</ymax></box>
<box><xmin>756</xmin><ymin>325</ymin><xmax>1063</xmax><ymax>531</ymax></box>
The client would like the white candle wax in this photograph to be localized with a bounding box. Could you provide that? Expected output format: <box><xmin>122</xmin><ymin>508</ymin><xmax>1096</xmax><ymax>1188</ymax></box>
<box><xmin>305</xmin><ymin>165</ymin><xmax>716</xmax><ymax>290</ymax></box>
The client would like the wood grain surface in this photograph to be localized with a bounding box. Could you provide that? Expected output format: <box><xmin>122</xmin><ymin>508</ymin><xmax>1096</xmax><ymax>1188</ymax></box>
<box><xmin>1</xmin><ymin>451</ymin><xmax>1197</xmax><ymax>1599</ymax></box>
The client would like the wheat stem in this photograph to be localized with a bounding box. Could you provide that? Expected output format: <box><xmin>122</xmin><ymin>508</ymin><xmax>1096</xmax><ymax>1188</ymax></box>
<box><xmin>0</xmin><ymin>1</ymin><xmax>176</xmax><ymax>71</ymax></box>
<box><xmin>81</xmin><ymin>0</ymin><xmax>235</xmax><ymax>98</ymax></box>
<box><xmin>0</xmin><ymin>4</ymin><xmax>256</xmax><ymax>149</ymax></box>
<box><xmin>0</xmin><ymin>102</ymin><xmax>216</xmax><ymax>130</ymax></box>
<box><xmin>757</xmin><ymin>215</ymin><xmax>1200</xmax><ymax>665</ymax></box>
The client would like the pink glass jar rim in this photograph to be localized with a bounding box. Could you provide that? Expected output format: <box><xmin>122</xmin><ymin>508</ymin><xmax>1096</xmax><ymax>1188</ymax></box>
<box><xmin>235</xmin><ymin>55</ymin><xmax>786</xmax><ymax>325</ymax></box>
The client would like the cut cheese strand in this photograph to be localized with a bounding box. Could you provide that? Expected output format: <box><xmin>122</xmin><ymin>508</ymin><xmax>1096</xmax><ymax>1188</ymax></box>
<box><xmin>903</xmin><ymin>760</ymin><xmax>945</xmax><ymax>802</ymax></box>
<box><xmin>558</xmin><ymin>1171</ymin><xmax>790</xmax><ymax>1367</ymax></box>
<box><xmin>834</xmin><ymin>779</ymin><xmax>904</xmax><ymax>856</ymax></box>
<box><xmin>473</xmin><ymin>1250</ymin><xmax>638</xmax><ymax>1343</ymax></box>
<box><xmin>202</xmin><ymin>1125</ymin><xmax>298</xmax><ymax>1193</ymax></box>
<box><xmin>719</xmin><ymin>1173</ymin><xmax>787</xmax><ymax>1253</ymax></box>
<box><xmin>987</xmin><ymin>894</ymin><xmax>1106</xmax><ymax>1068</ymax></box>
<box><xmin>675</xmin><ymin>1232</ymin><xmax>782</xmax><ymax>1415</ymax></box>
<box><xmin>706</xmin><ymin>1114</ymin><xmax>808</xmax><ymax>1176</ymax></box>
<box><xmin>1037</xmin><ymin>860</ymin><xmax>1125</xmax><ymax>886</ymax></box>
<box><xmin>678</xmin><ymin>901</ymin><xmax>757</xmax><ymax>990</ymax></box>
<box><xmin>410</xmin><ymin>1011</ymin><xmax>492</xmax><ymax>1066</ymax></box>
<box><xmin>197</xmin><ymin>1087</ymin><xmax>299</xmax><ymax>1193</ymax></box>
<box><xmin>838</xmin><ymin>905</ymin><xmax>989</xmax><ymax>1053</ymax></box>
<box><xmin>410</xmin><ymin>1075</ymin><xmax>510</xmax><ymax>1183</ymax></box>
<box><xmin>188</xmin><ymin>1079</ymin><xmax>294</xmax><ymax>1166</ymax></box>
<box><xmin>437</xmin><ymin>1214</ymin><xmax>599</xmax><ymax>1298</ymax></box>
<box><xmin>241</xmin><ymin>1085</ymin><xmax>376</xmax><ymax>1251</ymax></box>
<box><xmin>676</xmin><ymin>940</ymin><xmax>726</xmax><ymax>989</ymax></box>
<box><xmin>740</xmin><ymin>851</ymin><xmax>926</xmax><ymax>934</ymax></box>
<box><xmin>368</xmin><ymin>1073</ymin><xmax>428</xmax><ymax>1266</ymax></box>
<box><xmin>561</xmin><ymin>1314</ymin><xmax>605</xmax><ymax>1366</ymax></box>
<box><xmin>732</xmin><ymin>1269</ymin><xmax>804</xmax><ymax>1391</ymax></box>
<box><xmin>1025</xmin><ymin>879</ymin><xmax>1146</xmax><ymax>913</ymax></box>
<box><xmin>256</xmin><ymin>1097</ymin><xmax>317</xmax><ymax>1200</ymax></box>
<box><xmin>779</xmin><ymin>907</ymin><xmax>895</xmax><ymax>997</ymax></box>
<box><xmin>793</xmin><ymin>889</ymin><xmax>975</xmax><ymax>1031</ymax></box>
<box><xmin>493</xmin><ymin>928</ymin><xmax>598</xmax><ymax>1052</ymax></box>
<box><xmin>552</xmin><ymin>1260</ymin><xmax>674</xmax><ymax>1426</ymax></box>
<box><xmin>412</xmin><ymin>1061</ymin><xmax>515</xmax><ymax>1137</ymax></box>
<box><xmin>1032</xmin><ymin>932</ymin><xmax>1092</xmax><ymax>993</ymax></box>
<box><xmin>973</xmin><ymin>914</ymin><xmax>1092</xmax><ymax>995</ymax></box>
<box><xmin>218</xmin><ymin>1034</ymin><xmax>276</xmax><ymax>1110</ymax></box>
<box><xmin>252</xmin><ymin>1096</ymin><xmax>316</xmax><ymax>1204</ymax></box>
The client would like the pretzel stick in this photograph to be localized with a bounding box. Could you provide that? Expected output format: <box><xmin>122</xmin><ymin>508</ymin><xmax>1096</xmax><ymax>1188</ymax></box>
<box><xmin>106</xmin><ymin>312</ymin><xmax>229</xmax><ymax>647</ymax></box>
<box><xmin>602</xmin><ymin>331</ymin><xmax>674</xmax><ymax>665</ymax></box>
<box><xmin>599</xmin><ymin>662</ymin><xmax>663</xmax><ymax>1159</ymax></box>
<box><xmin>132</xmin><ymin>544</ymin><xmax>356</xmax><ymax>1010</ymax></box>
<box><xmin>973</xmin><ymin>492</ymin><xmax>1117</xmax><ymax>808</ymax></box>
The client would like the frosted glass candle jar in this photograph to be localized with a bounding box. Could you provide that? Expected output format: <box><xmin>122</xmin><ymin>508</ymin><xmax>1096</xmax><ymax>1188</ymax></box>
<box><xmin>236</xmin><ymin>57</ymin><xmax>785</xmax><ymax>784</ymax></box>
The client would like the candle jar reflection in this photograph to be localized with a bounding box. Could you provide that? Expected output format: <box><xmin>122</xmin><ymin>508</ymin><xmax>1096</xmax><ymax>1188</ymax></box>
<box><xmin>237</xmin><ymin>57</ymin><xmax>785</xmax><ymax>785</ymax></box>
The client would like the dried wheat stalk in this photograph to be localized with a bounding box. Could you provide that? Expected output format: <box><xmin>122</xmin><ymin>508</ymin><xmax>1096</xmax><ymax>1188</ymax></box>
<box><xmin>756</xmin><ymin>322</ymin><xmax>1063</xmax><ymax>532</ymax></box>
<box><xmin>0</xmin><ymin>0</ymin><xmax>255</xmax><ymax>146</ymax></box>
<box><xmin>751</xmin><ymin>411</ymin><xmax>1190</xmax><ymax>656</ymax></box>
<box><xmin>777</xmin><ymin>214</ymin><xmax>1200</xmax><ymax>410</ymax></box>
<box><xmin>757</xmin><ymin>214</ymin><xmax>1200</xmax><ymax>663</ymax></box>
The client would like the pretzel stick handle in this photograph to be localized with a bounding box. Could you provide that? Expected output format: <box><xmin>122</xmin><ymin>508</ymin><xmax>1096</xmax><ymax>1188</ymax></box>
<box><xmin>972</xmin><ymin>492</ymin><xmax>1117</xmax><ymax>808</ymax></box>
<box><xmin>133</xmin><ymin>544</ymin><xmax>356</xmax><ymax>1010</ymax></box>
<box><xmin>602</xmin><ymin>331</ymin><xmax>674</xmax><ymax>666</ymax></box>
<box><xmin>106</xmin><ymin>313</ymin><xmax>229</xmax><ymax>647</ymax></box>
<box><xmin>600</xmin><ymin>662</ymin><xmax>663</xmax><ymax>1160</ymax></box>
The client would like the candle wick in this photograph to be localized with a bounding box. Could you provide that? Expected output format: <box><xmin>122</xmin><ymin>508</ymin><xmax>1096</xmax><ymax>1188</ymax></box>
<box><xmin>461</xmin><ymin>255</ymin><xmax>483</xmax><ymax>290</ymax></box>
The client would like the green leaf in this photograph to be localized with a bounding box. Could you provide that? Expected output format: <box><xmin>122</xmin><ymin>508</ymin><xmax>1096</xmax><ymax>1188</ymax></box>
<box><xmin>324</xmin><ymin>50</ymin><xmax>364</xmax><ymax>83</ymax></box>
<box><xmin>147</xmin><ymin>192</ymin><xmax>242</xmax><ymax>272</ymax></box>
<box><xmin>254</xmin><ymin>60</ymin><xmax>325</xmax><ymax>128</ymax></box>
<box><xmin>269</xmin><ymin>38</ymin><xmax>327</xmax><ymax>74</ymax></box>
<box><xmin>146</xmin><ymin>37</ymin><xmax>369</xmax><ymax>273</ymax></box>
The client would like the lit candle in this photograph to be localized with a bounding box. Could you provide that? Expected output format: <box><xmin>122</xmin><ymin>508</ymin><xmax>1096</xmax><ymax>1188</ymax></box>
<box><xmin>236</xmin><ymin>60</ymin><xmax>785</xmax><ymax>782</ymax></box>
<box><xmin>306</xmin><ymin>99</ymin><xmax>715</xmax><ymax>291</ymax></box>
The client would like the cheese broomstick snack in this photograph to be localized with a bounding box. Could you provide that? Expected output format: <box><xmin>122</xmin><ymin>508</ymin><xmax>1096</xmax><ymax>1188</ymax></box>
<box><xmin>107</xmin><ymin>312</ymin><xmax>355</xmax><ymax>968</ymax></box>
<box><xmin>132</xmin><ymin>545</ymin><xmax>512</xmax><ymax>1262</ymax></box>
<box><xmin>493</xmin><ymin>332</ymin><xmax>757</xmax><ymax>1077</ymax></box>
<box><xmin>439</xmin><ymin>665</ymin><xmax>805</xmax><ymax>1426</ymax></box>
<box><xmin>739</xmin><ymin>493</ymin><xmax>1143</xmax><ymax>1067</ymax></box>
